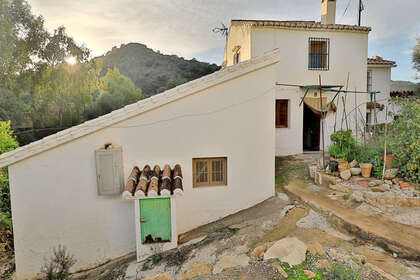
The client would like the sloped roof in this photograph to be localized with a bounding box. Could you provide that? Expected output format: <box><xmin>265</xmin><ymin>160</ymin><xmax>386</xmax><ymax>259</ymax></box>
<box><xmin>0</xmin><ymin>49</ymin><xmax>281</xmax><ymax>168</ymax></box>
<box><xmin>232</xmin><ymin>20</ymin><xmax>371</xmax><ymax>33</ymax></box>
<box><xmin>367</xmin><ymin>56</ymin><xmax>396</xmax><ymax>67</ymax></box>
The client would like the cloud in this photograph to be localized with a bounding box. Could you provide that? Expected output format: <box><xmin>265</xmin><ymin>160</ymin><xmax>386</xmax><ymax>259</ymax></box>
<box><xmin>28</xmin><ymin>0</ymin><xmax>419</xmax><ymax>80</ymax></box>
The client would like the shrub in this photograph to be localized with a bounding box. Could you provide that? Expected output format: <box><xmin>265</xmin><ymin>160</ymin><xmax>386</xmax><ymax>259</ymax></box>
<box><xmin>41</xmin><ymin>245</ymin><xmax>76</xmax><ymax>280</ymax></box>
<box><xmin>328</xmin><ymin>130</ymin><xmax>358</xmax><ymax>162</ymax></box>
<box><xmin>388</xmin><ymin>99</ymin><xmax>420</xmax><ymax>183</ymax></box>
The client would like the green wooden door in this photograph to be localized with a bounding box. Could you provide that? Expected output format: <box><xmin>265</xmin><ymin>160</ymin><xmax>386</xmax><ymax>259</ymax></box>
<box><xmin>140</xmin><ymin>198</ymin><xmax>171</xmax><ymax>243</ymax></box>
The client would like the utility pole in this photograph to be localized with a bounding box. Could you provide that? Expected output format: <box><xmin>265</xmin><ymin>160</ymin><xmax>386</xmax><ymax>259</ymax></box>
<box><xmin>358</xmin><ymin>0</ymin><xmax>363</xmax><ymax>26</ymax></box>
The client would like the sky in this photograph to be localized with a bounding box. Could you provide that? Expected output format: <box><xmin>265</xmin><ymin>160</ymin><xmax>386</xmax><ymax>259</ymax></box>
<box><xmin>29</xmin><ymin>0</ymin><xmax>419</xmax><ymax>82</ymax></box>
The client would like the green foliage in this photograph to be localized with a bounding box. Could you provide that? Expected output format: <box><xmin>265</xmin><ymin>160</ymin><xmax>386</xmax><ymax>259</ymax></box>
<box><xmin>96</xmin><ymin>43</ymin><xmax>220</xmax><ymax>97</ymax></box>
<box><xmin>91</xmin><ymin>67</ymin><xmax>142</xmax><ymax>116</ymax></box>
<box><xmin>343</xmin><ymin>194</ymin><xmax>349</xmax><ymax>200</ymax></box>
<box><xmin>0</xmin><ymin>121</ymin><xmax>19</xmax><ymax>154</ymax></box>
<box><xmin>41</xmin><ymin>245</ymin><xmax>76</xmax><ymax>280</ymax></box>
<box><xmin>328</xmin><ymin>130</ymin><xmax>357</xmax><ymax>161</ymax></box>
<box><xmin>388</xmin><ymin>99</ymin><xmax>420</xmax><ymax>183</ymax></box>
<box><xmin>414</xmin><ymin>37</ymin><xmax>420</xmax><ymax>77</ymax></box>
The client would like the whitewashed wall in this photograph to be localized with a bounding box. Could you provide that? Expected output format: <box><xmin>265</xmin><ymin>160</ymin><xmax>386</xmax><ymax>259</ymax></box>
<box><xmin>368</xmin><ymin>66</ymin><xmax>392</xmax><ymax>124</ymax></box>
<box><xmin>8</xmin><ymin>64</ymin><xmax>277</xmax><ymax>279</ymax></box>
<box><xmin>223</xmin><ymin>23</ymin><xmax>252</xmax><ymax>66</ymax></box>
<box><xmin>251</xmin><ymin>28</ymin><xmax>369</xmax><ymax>154</ymax></box>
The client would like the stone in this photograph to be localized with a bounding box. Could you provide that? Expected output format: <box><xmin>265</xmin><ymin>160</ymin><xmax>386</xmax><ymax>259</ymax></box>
<box><xmin>329</xmin><ymin>184</ymin><xmax>350</xmax><ymax>193</ymax></box>
<box><xmin>366</xmin><ymin>263</ymin><xmax>399</xmax><ymax>280</ymax></box>
<box><xmin>350</xmin><ymin>168</ymin><xmax>361</xmax><ymax>176</ymax></box>
<box><xmin>179</xmin><ymin>236</ymin><xmax>206</xmax><ymax>249</ymax></box>
<box><xmin>350</xmin><ymin>191</ymin><xmax>364</xmax><ymax>203</ymax></box>
<box><xmin>349</xmin><ymin>160</ymin><xmax>359</xmax><ymax>168</ymax></box>
<box><xmin>392</xmin><ymin>178</ymin><xmax>401</xmax><ymax>185</ymax></box>
<box><xmin>144</xmin><ymin>274</ymin><xmax>172</xmax><ymax>280</ymax></box>
<box><xmin>383</xmin><ymin>168</ymin><xmax>398</xmax><ymax>180</ymax></box>
<box><xmin>384</xmin><ymin>180</ymin><xmax>392</xmax><ymax>185</ymax></box>
<box><xmin>315</xmin><ymin>259</ymin><xmax>331</xmax><ymax>270</ymax></box>
<box><xmin>250</xmin><ymin>244</ymin><xmax>267</xmax><ymax>258</ymax></box>
<box><xmin>264</xmin><ymin>237</ymin><xmax>307</xmax><ymax>266</ymax></box>
<box><xmin>270</xmin><ymin>262</ymin><xmax>288</xmax><ymax>278</ymax></box>
<box><xmin>340</xmin><ymin>169</ymin><xmax>352</xmax><ymax>181</ymax></box>
<box><xmin>277</xmin><ymin>193</ymin><xmax>289</xmax><ymax>202</ymax></box>
<box><xmin>307</xmin><ymin>242</ymin><xmax>325</xmax><ymax>256</ymax></box>
<box><xmin>213</xmin><ymin>254</ymin><xmax>249</xmax><ymax>274</ymax></box>
<box><xmin>371</xmin><ymin>185</ymin><xmax>389</xmax><ymax>192</ymax></box>
<box><xmin>304</xmin><ymin>270</ymin><xmax>316</xmax><ymax>279</ymax></box>
<box><xmin>179</xmin><ymin>262</ymin><xmax>211</xmax><ymax>280</ymax></box>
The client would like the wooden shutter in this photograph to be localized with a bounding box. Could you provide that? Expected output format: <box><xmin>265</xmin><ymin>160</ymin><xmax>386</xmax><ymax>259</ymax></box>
<box><xmin>276</xmin><ymin>100</ymin><xmax>288</xmax><ymax>128</ymax></box>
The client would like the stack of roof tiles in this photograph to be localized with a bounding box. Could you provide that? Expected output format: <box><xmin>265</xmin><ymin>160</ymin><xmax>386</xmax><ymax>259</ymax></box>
<box><xmin>122</xmin><ymin>164</ymin><xmax>183</xmax><ymax>199</ymax></box>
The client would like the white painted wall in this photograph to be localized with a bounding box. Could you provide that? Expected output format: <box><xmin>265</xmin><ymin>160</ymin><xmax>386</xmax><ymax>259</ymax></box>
<box><xmin>222</xmin><ymin>23</ymin><xmax>252</xmax><ymax>67</ymax></box>
<box><xmin>8</xmin><ymin>63</ymin><xmax>277</xmax><ymax>279</ymax></box>
<box><xmin>251</xmin><ymin>28</ymin><xmax>369</xmax><ymax>154</ymax></box>
<box><xmin>368</xmin><ymin>66</ymin><xmax>393</xmax><ymax>124</ymax></box>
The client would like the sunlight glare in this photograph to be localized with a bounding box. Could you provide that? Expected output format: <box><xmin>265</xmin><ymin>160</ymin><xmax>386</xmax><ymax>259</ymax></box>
<box><xmin>65</xmin><ymin>56</ymin><xmax>77</xmax><ymax>65</ymax></box>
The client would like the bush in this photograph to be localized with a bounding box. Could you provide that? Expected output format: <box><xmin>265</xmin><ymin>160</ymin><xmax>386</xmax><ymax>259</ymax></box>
<box><xmin>41</xmin><ymin>245</ymin><xmax>76</xmax><ymax>280</ymax></box>
<box><xmin>388</xmin><ymin>99</ymin><xmax>420</xmax><ymax>183</ymax></box>
<box><xmin>328</xmin><ymin>130</ymin><xmax>358</xmax><ymax>162</ymax></box>
<box><xmin>356</xmin><ymin>140</ymin><xmax>384</xmax><ymax>179</ymax></box>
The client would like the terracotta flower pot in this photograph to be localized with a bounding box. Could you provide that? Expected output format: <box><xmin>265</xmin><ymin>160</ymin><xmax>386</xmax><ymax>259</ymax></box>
<box><xmin>383</xmin><ymin>154</ymin><xmax>394</xmax><ymax>169</ymax></box>
<box><xmin>338</xmin><ymin>161</ymin><xmax>350</xmax><ymax>172</ymax></box>
<box><xmin>360</xmin><ymin>163</ymin><xmax>373</xmax><ymax>178</ymax></box>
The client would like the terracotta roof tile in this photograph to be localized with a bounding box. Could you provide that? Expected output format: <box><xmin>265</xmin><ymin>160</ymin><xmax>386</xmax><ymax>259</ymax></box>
<box><xmin>367</xmin><ymin>56</ymin><xmax>396</xmax><ymax>66</ymax></box>
<box><xmin>122</xmin><ymin>164</ymin><xmax>183</xmax><ymax>199</ymax></box>
<box><xmin>232</xmin><ymin>20</ymin><xmax>371</xmax><ymax>32</ymax></box>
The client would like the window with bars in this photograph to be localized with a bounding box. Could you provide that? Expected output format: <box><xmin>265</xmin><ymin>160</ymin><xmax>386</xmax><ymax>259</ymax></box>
<box><xmin>308</xmin><ymin>38</ymin><xmax>329</xmax><ymax>70</ymax></box>
<box><xmin>367</xmin><ymin>71</ymin><xmax>373</xmax><ymax>92</ymax></box>
<box><xmin>276</xmin><ymin>100</ymin><xmax>289</xmax><ymax>128</ymax></box>
<box><xmin>193</xmin><ymin>157</ymin><xmax>227</xmax><ymax>187</ymax></box>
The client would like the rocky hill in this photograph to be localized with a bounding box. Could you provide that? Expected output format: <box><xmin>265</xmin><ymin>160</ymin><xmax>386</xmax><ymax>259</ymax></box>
<box><xmin>95</xmin><ymin>43</ymin><xmax>220</xmax><ymax>97</ymax></box>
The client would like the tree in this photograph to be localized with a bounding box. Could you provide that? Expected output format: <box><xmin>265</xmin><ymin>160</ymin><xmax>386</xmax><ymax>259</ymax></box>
<box><xmin>92</xmin><ymin>68</ymin><xmax>142</xmax><ymax>116</ymax></box>
<box><xmin>414</xmin><ymin>36</ymin><xmax>420</xmax><ymax>76</ymax></box>
<box><xmin>0</xmin><ymin>121</ymin><xmax>19</xmax><ymax>155</ymax></box>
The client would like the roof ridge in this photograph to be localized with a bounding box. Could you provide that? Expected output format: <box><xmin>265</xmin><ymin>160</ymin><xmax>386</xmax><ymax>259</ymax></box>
<box><xmin>0</xmin><ymin>49</ymin><xmax>282</xmax><ymax>168</ymax></box>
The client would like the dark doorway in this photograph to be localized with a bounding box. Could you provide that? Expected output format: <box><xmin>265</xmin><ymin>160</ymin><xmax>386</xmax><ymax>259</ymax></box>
<box><xmin>303</xmin><ymin>103</ymin><xmax>321</xmax><ymax>151</ymax></box>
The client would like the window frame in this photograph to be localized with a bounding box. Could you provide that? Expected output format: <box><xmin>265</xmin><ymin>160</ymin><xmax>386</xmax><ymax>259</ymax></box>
<box><xmin>276</xmin><ymin>99</ymin><xmax>289</xmax><ymax>128</ymax></box>
<box><xmin>367</xmin><ymin>70</ymin><xmax>373</xmax><ymax>93</ymax></box>
<box><xmin>192</xmin><ymin>157</ymin><xmax>227</xmax><ymax>187</ymax></box>
<box><xmin>308</xmin><ymin>37</ymin><xmax>330</xmax><ymax>71</ymax></box>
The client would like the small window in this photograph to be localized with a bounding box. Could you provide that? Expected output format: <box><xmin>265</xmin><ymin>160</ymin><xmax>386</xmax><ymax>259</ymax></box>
<box><xmin>367</xmin><ymin>71</ymin><xmax>373</xmax><ymax>92</ymax></box>
<box><xmin>193</xmin><ymin>157</ymin><xmax>227</xmax><ymax>187</ymax></box>
<box><xmin>309</xmin><ymin>38</ymin><xmax>329</xmax><ymax>70</ymax></box>
<box><xmin>276</xmin><ymin>100</ymin><xmax>289</xmax><ymax>128</ymax></box>
<box><xmin>233</xmin><ymin>51</ymin><xmax>240</xmax><ymax>65</ymax></box>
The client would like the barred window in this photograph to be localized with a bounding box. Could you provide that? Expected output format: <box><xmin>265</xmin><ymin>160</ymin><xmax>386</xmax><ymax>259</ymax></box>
<box><xmin>193</xmin><ymin>157</ymin><xmax>227</xmax><ymax>187</ymax></box>
<box><xmin>309</xmin><ymin>38</ymin><xmax>330</xmax><ymax>70</ymax></box>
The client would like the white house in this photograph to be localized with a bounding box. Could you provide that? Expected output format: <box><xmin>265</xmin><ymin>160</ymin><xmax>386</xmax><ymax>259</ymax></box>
<box><xmin>222</xmin><ymin>0</ymin><xmax>395</xmax><ymax>154</ymax></box>
<box><xmin>0</xmin><ymin>50</ymin><xmax>279</xmax><ymax>280</ymax></box>
<box><xmin>0</xmin><ymin>1</ymin><xmax>397</xmax><ymax>279</ymax></box>
<box><xmin>366</xmin><ymin>56</ymin><xmax>397</xmax><ymax>125</ymax></box>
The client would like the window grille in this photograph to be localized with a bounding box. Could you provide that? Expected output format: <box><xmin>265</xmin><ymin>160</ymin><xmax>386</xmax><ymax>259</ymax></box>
<box><xmin>308</xmin><ymin>38</ymin><xmax>330</xmax><ymax>70</ymax></box>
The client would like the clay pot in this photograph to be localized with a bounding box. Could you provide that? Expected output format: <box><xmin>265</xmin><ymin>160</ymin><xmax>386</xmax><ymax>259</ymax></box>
<box><xmin>360</xmin><ymin>163</ymin><xmax>373</xmax><ymax>178</ymax></box>
<box><xmin>338</xmin><ymin>161</ymin><xmax>350</xmax><ymax>172</ymax></box>
<box><xmin>383</xmin><ymin>154</ymin><xmax>394</xmax><ymax>169</ymax></box>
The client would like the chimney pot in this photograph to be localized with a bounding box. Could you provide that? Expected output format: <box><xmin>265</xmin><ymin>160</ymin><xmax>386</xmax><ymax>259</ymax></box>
<box><xmin>321</xmin><ymin>0</ymin><xmax>336</xmax><ymax>25</ymax></box>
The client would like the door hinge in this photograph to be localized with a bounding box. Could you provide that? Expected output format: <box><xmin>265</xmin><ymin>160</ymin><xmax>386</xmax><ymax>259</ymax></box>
<box><xmin>140</xmin><ymin>218</ymin><xmax>147</xmax><ymax>223</ymax></box>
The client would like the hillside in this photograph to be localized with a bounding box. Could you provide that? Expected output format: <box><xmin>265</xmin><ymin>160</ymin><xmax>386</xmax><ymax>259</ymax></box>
<box><xmin>95</xmin><ymin>43</ymin><xmax>220</xmax><ymax>97</ymax></box>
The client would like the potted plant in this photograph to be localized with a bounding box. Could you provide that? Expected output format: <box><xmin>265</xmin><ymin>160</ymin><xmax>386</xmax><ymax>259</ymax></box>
<box><xmin>356</xmin><ymin>149</ymin><xmax>373</xmax><ymax>178</ymax></box>
<box><xmin>328</xmin><ymin>130</ymin><xmax>357</xmax><ymax>172</ymax></box>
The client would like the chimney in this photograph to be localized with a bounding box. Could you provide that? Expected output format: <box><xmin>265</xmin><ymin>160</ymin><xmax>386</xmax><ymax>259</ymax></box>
<box><xmin>321</xmin><ymin>0</ymin><xmax>336</xmax><ymax>25</ymax></box>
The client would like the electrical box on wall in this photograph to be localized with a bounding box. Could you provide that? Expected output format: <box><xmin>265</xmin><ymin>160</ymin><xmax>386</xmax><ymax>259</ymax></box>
<box><xmin>95</xmin><ymin>147</ymin><xmax>124</xmax><ymax>195</ymax></box>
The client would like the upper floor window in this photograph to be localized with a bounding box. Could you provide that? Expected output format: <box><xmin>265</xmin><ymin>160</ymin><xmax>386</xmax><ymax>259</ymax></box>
<box><xmin>367</xmin><ymin>71</ymin><xmax>373</xmax><ymax>92</ymax></box>
<box><xmin>308</xmin><ymin>38</ymin><xmax>329</xmax><ymax>70</ymax></box>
